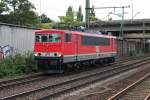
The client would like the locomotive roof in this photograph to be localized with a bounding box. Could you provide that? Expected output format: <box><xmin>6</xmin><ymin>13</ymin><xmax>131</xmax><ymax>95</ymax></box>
<box><xmin>35</xmin><ymin>29</ymin><xmax>116</xmax><ymax>39</ymax></box>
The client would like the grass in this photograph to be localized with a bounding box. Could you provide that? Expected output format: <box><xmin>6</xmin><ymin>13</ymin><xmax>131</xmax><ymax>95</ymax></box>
<box><xmin>128</xmin><ymin>50</ymin><xmax>145</xmax><ymax>57</ymax></box>
<box><xmin>0</xmin><ymin>50</ymin><xmax>145</xmax><ymax>79</ymax></box>
<box><xmin>0</xmin><ymin>52</ymin><xmax>37</xmax><ymax>78</ymax></box>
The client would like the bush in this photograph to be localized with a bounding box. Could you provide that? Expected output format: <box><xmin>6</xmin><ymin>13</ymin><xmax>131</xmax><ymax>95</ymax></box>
<box><xmin>0</xmin><ymin>52</ymin><xmax>36</xmax><ymax>78</ymax></box>
<box><xmin>128</xmin><ymin>50</ymin><xmax>144</xmax><ymax>57</ymax></box>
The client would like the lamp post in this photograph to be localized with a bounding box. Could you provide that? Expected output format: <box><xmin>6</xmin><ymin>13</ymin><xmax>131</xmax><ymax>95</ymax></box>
<box><xmin>132</xmin><ymin>0</ymin><xmax>133</xmax><ymax>21</ymax></box>
<box><xmin>39</xmin><ymin>0</ymin><xmax>42</xmax><ymax>23</ymax></box>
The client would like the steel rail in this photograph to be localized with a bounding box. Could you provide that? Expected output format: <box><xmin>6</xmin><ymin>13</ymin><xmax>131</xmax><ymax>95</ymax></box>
<box><xmin>0</xmin><ymin>72</ymin><xmax>43</xmax><ymax>85</ymax></box>
<box><xmin>0</xmin><ymin>55</ymin><xmax>143</xmax><ymax>90</ymax></box>
<box><xmin>108</xmin><ymin>72</ymin><xmax>150</xmax><ymax>100</ymax></box>
<box><xmin>0</xmin><ymin>72</ymin><xmax>45</xmax><ymax>89</ymax></box>
<box><xmin>144</xmin><ymin>94</ymin><xmax>150</xmax><ymax>100</ymax></box>
<box><xmin>37</xmin><ymin>59</ymin><xmax>150</xmax><ymax>100</ymax></box>
<box><xmin>1</xmin><ymin>57</ymin><xmax>150</xmax><ymax>100</ymax></box>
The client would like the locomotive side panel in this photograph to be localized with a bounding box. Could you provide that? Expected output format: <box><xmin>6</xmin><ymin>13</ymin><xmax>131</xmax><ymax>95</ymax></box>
<box><xmin>63</xmin><ymin>33</ymin><xmax>78</xmax><ymax>63</ymax></box>
<box><xmin>76</xmin><ymin>34</ymin><xmax>116</xmax><ymax>61</ymax></box>
<box><xmin>77</xmin><ymin>35</ymin><xmax>98</xmax><ymax>61</ymax></box>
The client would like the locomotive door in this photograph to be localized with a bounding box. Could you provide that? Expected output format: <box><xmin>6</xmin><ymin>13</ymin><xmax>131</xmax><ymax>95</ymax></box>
<box><xmin>63</xmin><ymin>33</ymin><xmax>78</xmax><ymax>63</ymax></box>
<box><xmin>111</xmin><ymin>38</ymin><xmax>114</xmax><ymax>53</ymax></box>
<box><xmin>96</xmin><ymin>46</ymin><xmax>100</xmax><ymax>53</ymax></box>
<box><xmin>75</xmin><ymin>34</ymin><xmax>78</xmax><ymax>61</ymax></box>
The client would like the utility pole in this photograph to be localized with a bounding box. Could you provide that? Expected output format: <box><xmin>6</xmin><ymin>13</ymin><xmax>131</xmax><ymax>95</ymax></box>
<box><xmin>93</xmin><ymin>5</ymin><xmax>130</xmax><ymax>56</ymax></box>
<box><xmin>85</xmin><ymin>2</ymin><xmax>130</xmax><ymax>36</ymax></box>
<box><xmin>85</xmin><ymin>4</ymin><xmax>130</xmax><ymax>31</ymax></box>
<box><xmin>40</xmin><ymin>0</ymin><xmax>42</xmax><ymax>23</ymax></box>
<box><xmin>85</xmin><ymin>0</ymin><xmax>90</xmax><ymax>29</ymax></box>
<box><xmin>92</xmin><ymin>5</ymin><xmax>130</xmax><ymax>37</ymax></box>
<box><xmin>121</xmin><ymin>6</ymin><xmax>125</xmax><ymax>37</ymax></box>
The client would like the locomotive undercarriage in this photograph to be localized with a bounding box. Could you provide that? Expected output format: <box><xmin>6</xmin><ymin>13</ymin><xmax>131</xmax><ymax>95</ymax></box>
<box><xmin>35</xmin><ymin>56</ymin><xmax>115</xmax><ymax>73</ymax></box>
<box><xmin>36</xmin><ymin>57</ymin><xmax>64</xmax><ymax>73</ymax></box>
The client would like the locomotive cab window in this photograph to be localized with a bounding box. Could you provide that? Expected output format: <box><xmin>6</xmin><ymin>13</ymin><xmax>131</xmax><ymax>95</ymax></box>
<box><xmin>41</xmin><ymin>35</ymin><xmax>48</xmax><ymax>42</ymax></box>
<box><xmin>35</xmin><ymin>35</ymin><xmax>40</xmax><ymax>42</ymax></box>
<box><xmin>49</xmin><ymin>34</ymin><xmax>61</xmax><ymax>42</ymax></box>
<box><xmin>35</xmin><ymin>33</ymin><xmax>61</xmax><ymax>42</ymax></box>
<box><xmin>65</xmin><ymin>33</ymin><xmax>71</xmax><ymax>42</ymax></box>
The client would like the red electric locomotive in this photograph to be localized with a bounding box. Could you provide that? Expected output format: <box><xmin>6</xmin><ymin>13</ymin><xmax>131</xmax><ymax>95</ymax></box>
<box><xmin>34</xmin><ymin>29</ymin><xmax>117</xmax><ymax>73</ymax></box>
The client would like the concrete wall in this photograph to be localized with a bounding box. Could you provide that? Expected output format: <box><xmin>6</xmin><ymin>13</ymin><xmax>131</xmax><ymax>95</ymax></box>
<box><xmin>0</xmin><ymin>23</ymin><xmax>36</xmax><ymax>53</ymax></box>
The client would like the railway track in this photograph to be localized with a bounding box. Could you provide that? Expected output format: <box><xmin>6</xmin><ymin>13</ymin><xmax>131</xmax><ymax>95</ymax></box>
<box><xmin>108</xmin><ymin>72</ymin><xmax>150</xmax><ymax>100</ymax></box>
<box><xmin>1</xmin><ymin>57</ymin><xmax>150</xmax><ymax>100</ymax></box>
<box><xmin>144</xmin><ymin>94</ymin><xmax>150</xmax><ymax>100</ymax></box>
<box><xmin>0</xmin><ymin>72</ymin><xmax>45</xmax><ymax>89</ymax></box>
<box><xmin>0</xmin><ymin>55</ymin><xmax>144</xmax><ymax>91</ymax></box>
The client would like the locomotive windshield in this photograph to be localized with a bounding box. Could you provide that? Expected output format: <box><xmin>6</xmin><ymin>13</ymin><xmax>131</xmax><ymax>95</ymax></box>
<box><xmin>35</xmin><ymin>33</ymin><xmax>61</xmax><ymax>42</ymax></box>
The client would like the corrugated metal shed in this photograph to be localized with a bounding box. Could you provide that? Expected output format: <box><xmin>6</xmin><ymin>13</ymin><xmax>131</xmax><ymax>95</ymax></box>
<box><xmin>0</xmin><ymin>23</ymin><xmax>38</xmax><ymax>53</ymax></box>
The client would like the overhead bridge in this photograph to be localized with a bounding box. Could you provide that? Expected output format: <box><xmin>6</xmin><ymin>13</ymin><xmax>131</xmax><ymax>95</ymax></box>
<box><xmin>89</xmin><ymin>19</ymin><xmax>150</xmax><ymax>55</ymax></box>
<box><xmin>90</xmin><ymin>19</ymin><xmax>150</xmax><ymax>36</ymax></box>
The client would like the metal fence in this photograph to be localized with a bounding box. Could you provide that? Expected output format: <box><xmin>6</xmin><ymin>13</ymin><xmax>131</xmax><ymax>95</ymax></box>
<box><xmin>117</xmin><ymin>39</ymin><xmax>143</xmax><ymax>57</ymax></box>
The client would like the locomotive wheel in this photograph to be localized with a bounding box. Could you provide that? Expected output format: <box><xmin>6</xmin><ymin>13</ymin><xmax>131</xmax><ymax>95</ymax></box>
<box><xmin>73</xmin><ymin>63</ymin><xmax>80</xmax><ymax>71</ymax></box>
<box><xmin>65</xmin><ymin>63</ymin><xmax>73</xmax><ymax>72</ymax></box>
<box><xmin>104</xmin><ymin>59</ymin><xmax>109</xmax><ymax>63</ymax></box>
<box><xmin>37</xmin><ymin>61</ymin><xmax>44</xmax><ymax>71</ymax></box>
<box><xmin>90</xmin><ymin>60</ymin><xmax>96</xmax><ymax>66</ymax></box>
<box><xmin>109</xmin><ymin>57</ymin><xmax>115</xmax><ymax>63</ymax></box>
<box><xmin>111</xmin><ymin>57</ymin><xmax>115</xmax><ymax>62</ymax></box>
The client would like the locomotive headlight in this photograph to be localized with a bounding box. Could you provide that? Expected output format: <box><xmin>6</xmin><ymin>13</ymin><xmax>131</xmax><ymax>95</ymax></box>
<box><xmin>34</xmin><ymin>53</ymin><xmax>41</xmax><ymax>56</ymax></box>
<box><xmin>34</xmin><ymin>53</ymin><xmax>38</xmax><ymax>56</ymax></box>
<box><xmin>54</xmin><ymin>52</ymin><xmax>61</xmax><ymax>57</ymax></box>
<box><xmin>58</xmin><ymin>53</ymin><xmax>62</xmax><ymax>57</ymax></box>
<box><xmin>57</xmin><ymin>52</ymin><xmax>62</xmax><ymax>57</ymax></box>
<box><xmin>35</xmin><ymin>52</ymin><xmax>61</xmax><ymax>57</ymax></box>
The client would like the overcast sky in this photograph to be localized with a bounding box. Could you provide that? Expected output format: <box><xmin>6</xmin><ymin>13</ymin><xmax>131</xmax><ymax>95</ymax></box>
<box><xmin>29</xmin><ymin>0</ymin><xmax>150</xmax><ymax>21</ymax></box>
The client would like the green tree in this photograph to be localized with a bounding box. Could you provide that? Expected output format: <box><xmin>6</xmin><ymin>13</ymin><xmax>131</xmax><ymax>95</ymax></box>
<box><xmin>90</xmin><ymin>5</ymin><xmax>98</xmax><ymax>21</ymax></box>
<box><xmin>40</xmin><ymin>13</ymin><xmax>53</xmax><ymax>23</ymax></box>
<box><xmin>5</xmin><ymin>0</ymin><xmax>18</xmax><ymax>13</ymax></box>
<box><xmin>64</xmin><ymin>6</ymin><xmax>74</xmax><ymax>23</ymax></box>
<box><xmin>2</xmin><ymin>0</ymin><xmax>38</xmax><ymax>25</ymax></box>
<box><xmin>0</xmin><ymin>0</ymin><xmax>8</xmax><ymax>14</ymax></box>
<box><xmin>91</xmin><ymin>5</ymin><xmax>95</xmax><ymax>17</ymax></box>
<box><xmin>56</xmin><ymin>6</ymin><xmax>84</xmax><ymax>30</ymax></box>
<box><xmin>77</xmin><ymin>6</ymin><xmax>83</xmax><ymax>22</ymax></box>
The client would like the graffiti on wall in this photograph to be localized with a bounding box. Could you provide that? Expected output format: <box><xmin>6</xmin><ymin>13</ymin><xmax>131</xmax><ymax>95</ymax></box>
<box><xmin>0</xmin><ymin>45</ymin><xmax>14</xmax><ymax>59</ymax></box>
